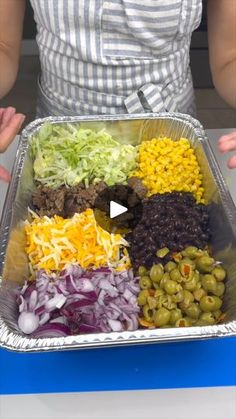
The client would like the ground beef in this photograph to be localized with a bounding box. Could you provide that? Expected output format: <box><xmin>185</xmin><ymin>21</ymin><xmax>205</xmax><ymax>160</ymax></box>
<box><xmin>126</xmin><ymin>192</ymin><xmax>211</xmax><ymax>272</ymax></box>
<box><xmin>127</xmin><ymin>177</ymin><xmax>147</xmax><ymax>199</ymax></box>
<box><xmin>94</xmin><ymin>184</ymin><xmax>143</xmax><ymax>229</ymax></box>
<box><xmin>31</xmin><ymin>186</ymin><xmax>66</xmax><ymax>217</ymax></box>
<box><xmin>31</xmin><ymin>182</ymin><xmax>107</xmax><ymax>218</ymax></box>
<box><xmin>31</xmin><ymin>179</ymin><xmax>145</xmax><ymax>219</ymax></box>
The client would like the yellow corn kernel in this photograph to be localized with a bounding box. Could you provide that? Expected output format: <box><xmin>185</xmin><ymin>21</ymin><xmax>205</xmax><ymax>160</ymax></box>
<box><xmin>130</xmin><ymin>137</ymin><xmax>205</xmax><ymax>203</ymax></box>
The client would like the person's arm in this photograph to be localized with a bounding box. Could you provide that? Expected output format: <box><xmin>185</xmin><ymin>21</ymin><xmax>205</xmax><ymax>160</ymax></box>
<box><xmin>0</xmin><ymin>0</ymin><xmax>26</xmax><ymax>99</ymax></box>
<box><xmin>208</xmin><ymin>0</ymin><xmax>236</xmax><ymax>108</ymax></box>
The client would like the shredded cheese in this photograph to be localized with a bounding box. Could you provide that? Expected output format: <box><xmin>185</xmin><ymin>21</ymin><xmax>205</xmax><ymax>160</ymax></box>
<box><xmin>24</xmin><ymin>209</ymin><xmax>130</xmax><ymax>274</ymax></box>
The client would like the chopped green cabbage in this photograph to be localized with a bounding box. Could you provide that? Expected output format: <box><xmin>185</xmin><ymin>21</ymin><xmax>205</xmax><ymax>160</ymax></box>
<box><xmin>30</xmin><ymin>123</ymin><xmax>137</xmax><ymax>188</ymax></box>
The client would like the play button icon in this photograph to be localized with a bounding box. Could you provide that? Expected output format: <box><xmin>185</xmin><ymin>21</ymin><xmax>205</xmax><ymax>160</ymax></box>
<box><xmin>94</xmin><ymin>184</ymin><xmax>143</xmax><ymax>233</ymax></box>
<box><xmin>110</xmin><ymin>201</ymin><xmax>128</xmax><ymax>219</ymax></box>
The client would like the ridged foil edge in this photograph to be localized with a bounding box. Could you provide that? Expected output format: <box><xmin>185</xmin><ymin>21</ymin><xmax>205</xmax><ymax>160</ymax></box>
<box><xmin>1</xmin><ymin>112</ymin><xmax>236</xmax><ymax>352</ymax></box>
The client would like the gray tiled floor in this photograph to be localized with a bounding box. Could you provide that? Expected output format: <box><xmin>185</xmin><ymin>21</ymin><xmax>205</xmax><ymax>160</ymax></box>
<box><xmin>0</xmin><ymin>56</ymin><xmax>236</xmax><ymax>129</ymax></box>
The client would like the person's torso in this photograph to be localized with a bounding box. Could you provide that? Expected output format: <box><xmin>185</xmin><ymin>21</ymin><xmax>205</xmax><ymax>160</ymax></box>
<box><xmin>30</xmin><ymin>0</ymin><xmax>202</xmax><ymax>116</ymax></box>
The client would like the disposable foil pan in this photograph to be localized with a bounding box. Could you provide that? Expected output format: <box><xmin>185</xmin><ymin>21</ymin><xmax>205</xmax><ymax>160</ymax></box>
<box><xmin>0</xmin><ymin>113</ymin><xmax>236</xmax><ymax>352</ymax></box>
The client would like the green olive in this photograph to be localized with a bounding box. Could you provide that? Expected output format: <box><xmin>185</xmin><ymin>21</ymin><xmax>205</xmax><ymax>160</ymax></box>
<box><xmin>193</xmin><ymin>271</ymin><xmax>200</xmax><ymax>281</ymax></box>
<box><xmin>147</xmin><ymin>296</ymin><xmax>157</xmax><ymax>309</ymax></box>
<box><xmin>185</xmin><ymin>303</ymin><xmax>201</xmax><ymax>320</ymax></box>
<box><xmin>164</xmin><ymin>261</ymin><xmax>177</xmax><ymax>272</ymax></box>
<box><xmin>169</xmin><ymin>309</ymin><xmax>182</xmax><ymax>325</ymax></box>
<box><xmin>212</xmin><ymin>282</ymin><xmax>225</xmax><ymax>297</ymax></box>
<box><xmin>160</xmin><ymin>273</ymin><xmax>170</xmax><ymax>289</ymax></box>
<box><xmin>137</xmin><ymin>290</ymin><xmax>149</xmax><ymax>305</ymax></box>
<box><xmin>150</xmin><ymin>264</ymin><xmax>164</xmax><ymax>283</ymax></box>
<box><xmin>139</xmin><ymin>276</ymin><xmax>152</xmax><ymax>290</ymax></box>
<box><xmin>138</xmin><ymin>266</ymin><xmax>147</xmax><ymax>276</ymax></box>
<box><xmin>153</xmin><ymin>282</ymin><xmax>161</xmax><ymax>290</ymax></box>
<box><xmin>200</xmin><ymin>295</ymin><xmax>222</xmax><ymax>312</ymax></box>
<box><xmin>170</xmin><ymin>268</ymin><xmax>182</xmax><ymax>282</ymax></box>
<box><xmin>199</xmin><ymin>312</ymin><xmax>215</xmax><ymax>325</ymax></box>
<box><xmin>193</xmin><ymin>288</ymin><xmax>207</xmax><ymax>302</ymax></box>
<box><xmin>156</xmin><ymin>294</ymin><xmax>168</xmax><ymax>309</ymax></box>
<box><xmin>196</xmin><ymin>256</ymin><xmax>215</xmax><ymax>273</ymax></box>
<box><xmin>181</xmin><ymin>257</ymin><xmax>196</xmax><ymax>267</ymax></box>
<box><xmin>175</xmin><ymin>283</ymin><xmax>183</xmax><ymax>292</ymax></box>
<box><xmin>179</xmin><ymin>258</ymin><xmax>195</xmax><ymax>280</ymax></box>
<box><xmin>164</xmin><ymin>279</ymin><xmax>178</xmax><ymax>295</ymax></box>
<box><xmin>195</xmin><ymin>281</ymin><xmax>202</xmax><ymax>290</ymax></box>
<box><xmin>183</xmin><ymin>290</ymin><xmax>194</xmax><ymax>306</ymax></box>
<box><xmin>154</xmin><ymin>289</ymin><xmax>165</xmax><ymax>298</ymax></box>
<box><xmin>173</xmin><ymin>252</ymin><xmax>183</xmax><ymax>263</ymax></box>
<box><xmin>212</xmin><ymin>296</ymin><xmax>223</xmax><ymax>311</ymax></box>
<box><xmin>213</xmin><ymin>310</ymin><xmax>222</xmax><ymax>321</ymax></box>
<box><xmin>182</xmin><ymin>246</ymin><xmax>199</xmax><ymax>259</ymax></box>
<box><xmin>175</xmin><ymin>318</ymin><xmax>191</xmax><ymax>327</ymax></box>
<box><xmin>184</xmin><ymin>316</ymin><xmax>196</xmax><ymax>326</ymax></box>
<box><xmin>179</xmin><ymin>290</ymin><xmax>194</xmax><ymax>311</ymax></box>
<box><xmin>156</xmin><ymin>247</ymin><xmax>170</xmax><ymax>258</ymax></box>
<box><xmin>202</xmin><ymin>274</ymin><xmax>217</xmax><ymax>293</ymax></box>
<box><xmin>184</xmin><ymin>276</ymin><xmax>198</xmax><ymax>291</ymax></box>
<box><xmin>173</xmin><ymin>289</ymin><xmax>184</xmax><ymax>303</ymax></box>
<box><xmin>156</xmin><ymin>296</ymin><xmax>164</xmax><ymax>309</ymax></box>
<box><xmin>212</xmin><ymin>266</ymin><xmax>226</xmax><ymax>281</ymax></box>
<box><xmin>153</xmin><ymin>307</ymin><xmax>171</xmax><ymax>327</ymax></box>
<box><xmin>162</xmin><ymin>295</ymin><xmax>177</xmax><ymax>310</ymax></box>
<box><xmin>143</xmin><ymin>304</ymin><xmax>155</xmax><ymax>322</ymax></box>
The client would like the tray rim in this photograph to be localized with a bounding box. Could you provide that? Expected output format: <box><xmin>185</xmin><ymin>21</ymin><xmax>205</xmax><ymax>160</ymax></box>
<box><xmin>1</xmin><ymin>112</ymin><xmax>236</xmax><ymax>352</ymax></box>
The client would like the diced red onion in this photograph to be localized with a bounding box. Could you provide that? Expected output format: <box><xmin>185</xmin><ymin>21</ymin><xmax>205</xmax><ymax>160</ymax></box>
<box><xmin>17</xmin><ymin>265</ymin><xmax>140</xmax><ymax>337</ymax></box>
<box><xmin>18</xmin><ymin>312</ymin><xmax>39</xmax><ymax>334</ymax></box>
<box><xmin>78</xmin><ymin>324</ymin><xmax>100</xmax><ymax>333</ymax></box>
<box><xmin>127</xmin><ymin>283</ymin><xmax>140</xmax><ymax>294</ymax></box>
<box><xmin>23</xmin><ymin>283</ymin><xmax>36</xmax><ymax>299</ymax></box>
<box><xmin>97</xmin><ymin>289</ymin><xmax>106</xmax><ymax>306</ymax></box>
<box><xmin>92</xmin><ymin>267</ymin><xmax>111</xmax><ymax>273</ymax></box>
<box><xmin>108</xmin><ymin>319</ymin><xmax>123</xmax><ymax>332</ymax></box>
<box><xmin>50</xmin><ymin>316</ymin><xmax>66</xmax><ymax>325</ymax></box>
<box><xmin>99</xmin><ymin>279</ymin><xmax>118</xmax><ymax>297</ymax></box>
<box><xmin>65</xmin><ymin>275</ymin><xmax>78</xmax><ymax>294</ymax></box>
<box><xmin>65</xmin><ymin>299</ymin><xmax>94</xmax><ymax>311</ymax></box>
<box><xmin>39</xmin><ymin>312</ymin><xmax>50</xmax><ymax>325</ymax></box>
<box><xmin>123</xmin><ymin>288</ymin><xmax>135</xmax><ymax>302</ymax></box>
<box><xmin>29</xmin><ymin>290</ymin><xmax>38</xmax><ymax>311</ymax></box>
<box><xmin>78</xmin><ymin>278</ymin><xmax>95</xmax><ymax>292</ymax></box>
<box><xmin>35</xmin><ymin>304</ymin><xmax>46</xmax><ymax>316</ymax></box>
<box><xmin>116</xmin><ymin>281</ymin><xmax>126</xmax><ymax>293</ymax></box>
<box><xmin>20</xmin><ymin>282</ymin><xmax>29</xmax><ymax>296</ymax></box>
<box><xmin>32</xmin><ymin>323</ymin><xmax>70</xmax><ymax>338</ymax></box>
<box><xmin>18</xmin><ymin>295</ymin><xmax>26</xmax><ymax>313</ymax></box>
<box><xmin>45</xmin><ymin>294</ymin><xmax>67</xmax><ymax>312</ymax></box>
<box><xmin>128</xmin><ymin>269</ymin><xmax>134</xmax><ymax>280</ymax></box>
<box><xmin>56</xmin><ymin>283</ymin><xmax>69</xmax><ymax>296</ymax></box>
<box><xmin>127</xmin><ymin>313</ymin><xmax>139</xmax><ymax>331</ymax></box>
<box><xmin>109</xmin><ymin>302</ymin><xmax>122</xmax><ymax>315</ymax></box>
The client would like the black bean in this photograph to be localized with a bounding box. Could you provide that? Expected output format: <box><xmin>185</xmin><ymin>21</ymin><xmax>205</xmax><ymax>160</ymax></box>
<box><xmin>126</xmin><ymin>192</ymin><xmax>211</xmax><ymax>272</ymax></box>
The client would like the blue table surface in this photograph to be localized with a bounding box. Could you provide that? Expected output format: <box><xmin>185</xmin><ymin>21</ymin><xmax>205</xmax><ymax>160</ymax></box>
<box><xmin>1</xmin><ymin>337</ymin><xmax>236</xmax><ymax>395</ymax></box>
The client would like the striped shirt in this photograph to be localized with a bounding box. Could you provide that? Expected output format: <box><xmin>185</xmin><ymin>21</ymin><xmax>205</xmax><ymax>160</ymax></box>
<box><xmin>30</xmin><ymin>0</ymin><xmax>202</xmax><ymax>117</ymax></box>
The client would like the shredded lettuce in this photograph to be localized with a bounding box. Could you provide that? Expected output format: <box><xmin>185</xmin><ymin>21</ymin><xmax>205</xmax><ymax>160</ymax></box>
<box><xmin>30</xmin><ymin>123</ymin><xmax>137</xmax><ymax>188</ymax></box>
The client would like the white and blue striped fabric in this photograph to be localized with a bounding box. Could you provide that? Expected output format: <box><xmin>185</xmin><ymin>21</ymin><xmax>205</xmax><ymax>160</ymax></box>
<box><xmin>30</xmin><ymin>0</ymin><xmax>202</xmax><ymax>117</ymax></box>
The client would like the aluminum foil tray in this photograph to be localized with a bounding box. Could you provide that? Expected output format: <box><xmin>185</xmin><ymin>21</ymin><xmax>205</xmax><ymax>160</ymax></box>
<box><xmin>0</xmin><ymin>113</ymin><xmax>236</xmax><ymax>352</ymax></box>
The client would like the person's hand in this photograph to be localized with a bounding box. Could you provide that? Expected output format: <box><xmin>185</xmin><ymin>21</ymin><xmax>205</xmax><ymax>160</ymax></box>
<box><xmin>218</xmin><ymin>132</ymin><xmax>236</xmax><ymax>169</ymax></box>
<box><xmin>0</xmin><ymin>107</ymin><xmax>25</xmax><ymax>182</ymax></box>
